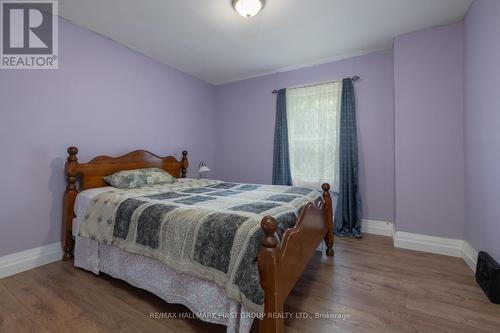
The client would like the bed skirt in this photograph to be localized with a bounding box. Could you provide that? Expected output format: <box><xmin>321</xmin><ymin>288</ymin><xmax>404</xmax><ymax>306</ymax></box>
<box><xmin>74</xmin><ymin>236</ymin><xmax>254</xmax><ymax>333</ymax></box>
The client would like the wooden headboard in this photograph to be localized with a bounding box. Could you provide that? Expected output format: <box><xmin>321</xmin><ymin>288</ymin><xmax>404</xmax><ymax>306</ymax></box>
<box><xmin>62</xmin><ymin>146</ymin><xmax>188</xmax><ymax>260</ymax></box>
<box><xmin>65</xmin><ymin>146</ymin><xmax>188</xmax><ymax>191</ymax></box>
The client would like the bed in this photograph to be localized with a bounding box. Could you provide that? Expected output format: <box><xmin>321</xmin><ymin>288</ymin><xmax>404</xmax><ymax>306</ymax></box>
<box><xmin>62</xmin><ymin>147</ymin><xmax>334</xmax><ymax>333</ymax></box>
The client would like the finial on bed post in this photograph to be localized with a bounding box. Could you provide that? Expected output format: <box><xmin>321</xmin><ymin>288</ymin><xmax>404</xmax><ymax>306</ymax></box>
<box><xmin>322</xmin><ymin>183</ymin><xmax>334</xmax><ymax>256</ymax></box>
<box><xmin>67</xmin><ymin>146</ymin><xmax>78</xmax><ymax>161</ymax></box>
<box><xmin>62</xmin><ymin>146</ymin><xmax>79</xmax><ymax>261</ymax></box>
<box><xmin>261</xmin><ymin>216</ymin><xmax>279</xmax><ymax>248</ymax></box>
<box><xmin>180</xmin><ymin>150</ymin><xmax>188</xmax><ymax>178</ymax></box>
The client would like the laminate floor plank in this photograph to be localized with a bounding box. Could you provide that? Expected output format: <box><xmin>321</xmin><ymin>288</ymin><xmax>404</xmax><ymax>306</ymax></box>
<box><xmin>1</xmin><ymin>234</ymin><xmax>499</xmax><ymax>333</ymax></box>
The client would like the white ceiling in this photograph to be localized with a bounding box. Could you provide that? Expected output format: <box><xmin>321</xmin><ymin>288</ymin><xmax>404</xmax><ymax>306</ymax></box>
<box><xmin>60</xmin><ymin>0</ymin><xmax>473</xmax><ymax>85</ymax></box>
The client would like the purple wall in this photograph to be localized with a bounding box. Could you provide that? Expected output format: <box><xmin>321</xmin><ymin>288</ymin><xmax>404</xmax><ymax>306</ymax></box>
<box><xmin>4</xmin><ymin>7</ymin><xmax>496</xmax><ymax>259</ymax></box>
<box><xmin>0</xmin><ymin>18</ymin><xmax>215</xmax><ymax>257</ymax></box>
<box><xmin>464</xmin><ymin>0</ymin><xmax>500</xmax><ymax>260</ymax></box>
<box><xmin>213</xmin><ymin>51</ymin><xmax>395</xmax><ymax>222</ymax></box>
<box><xmin>394</xmin><ymin>22</ymin><xmax>465</xmax><ymax>239</ymax></box>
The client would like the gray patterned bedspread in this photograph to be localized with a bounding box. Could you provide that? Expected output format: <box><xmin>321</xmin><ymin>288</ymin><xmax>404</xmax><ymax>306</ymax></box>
<box><xmin>78</xmin><ymin>178</ymin><xmax>322</xmax><ymax>312</ymax></box>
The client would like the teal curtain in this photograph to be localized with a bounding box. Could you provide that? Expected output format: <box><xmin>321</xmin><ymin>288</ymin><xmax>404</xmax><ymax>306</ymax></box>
<box><xmin>334</xmin><ymin>79</ymin><xmax>362</xmax><ymax>237</ymax></box>
<box><xmin>272</xmin><ymin>89</ymin><xmax>292</xmax><ymax>185</ymax></box>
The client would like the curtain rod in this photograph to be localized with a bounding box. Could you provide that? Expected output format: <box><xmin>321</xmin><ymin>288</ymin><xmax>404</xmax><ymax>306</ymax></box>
<box><xmin>271</xmin><ymin>75</ymin><xmax>359</xmax><ymax>94</ymax></box>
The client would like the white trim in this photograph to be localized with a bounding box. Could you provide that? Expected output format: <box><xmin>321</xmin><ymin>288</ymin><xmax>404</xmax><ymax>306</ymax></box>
<box><xmin>361</xmin><ymin>219</ymin><xmax>394</xmax><ymax>237</ymax></box>
<box><xmin>0</xmin><ymin>242</ymin><xmax>62</xmax><ymax>279</ymax></box>
<box><xmin>392</xmin><ymin>231</ymin><xmax>479</xmax><ymax>273</ymax></box>
<box><xmin>0</xmin><ymin>231</ymin><xmax>480</xmax><ymax>279</ymax></box>
<box><xmin>393</xmin><ymin>231</ymin><xmax>464</xmax><ymax>257</ymax></box>
<box><xmin>462</xmin><ymin>241</ymin><xmax>478</xmax><ymax>273</ymax></box>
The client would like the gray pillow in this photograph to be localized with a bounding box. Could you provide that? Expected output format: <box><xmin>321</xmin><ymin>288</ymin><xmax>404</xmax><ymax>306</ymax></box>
<box><xmin>104</xmin><ymin>168</ymin><xmax>176</xmax><ymax>189</ymax></box>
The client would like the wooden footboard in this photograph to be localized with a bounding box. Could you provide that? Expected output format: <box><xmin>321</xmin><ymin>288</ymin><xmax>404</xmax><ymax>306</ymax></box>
<box><xmin>258</xmin><ymin>183</ymin><xmax>334</xmax><ymax>333</ymax></box>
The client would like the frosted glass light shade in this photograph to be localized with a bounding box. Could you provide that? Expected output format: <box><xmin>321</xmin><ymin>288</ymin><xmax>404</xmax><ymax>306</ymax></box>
<box><xmin>199</xmin><ymin>165</ymin><xmax>210</xmax><ymax>173</ymax></box>
<box><xmin>233</xmin><ymin>0</ymin><xmax>264</xmax><ymax>18</ymax></box>
<box><xmin>198</xmin><ymin>162</ymin><xmax>210</xmax><ymax>173</ymax></box>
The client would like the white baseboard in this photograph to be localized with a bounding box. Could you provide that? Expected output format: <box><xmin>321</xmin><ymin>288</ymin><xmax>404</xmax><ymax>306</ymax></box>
<box><xmin>361</xmin><ymin>219</ymin><xmax>394</xmax><ymax>237</ymax></box>
<box><xmin>461</xmin><ymin>241</ymin><xmax>478</xmax><ymax>273</ymax></box>
<box><xmin>393</xmin><ymin>231</ymin><xmax>464</xmax><ymax>257</ymax></box>
<box><xmin>393</xmin><ymin>231</ymin><xmax>478</xmax><ymax>273</ymax></box>
<box><xmin>0</xmin><ymin>229</ymin><xmax>480</xmax><ymax>279</ymax></box>
<box><xmin>0</xmin><ymin>242</ymin><xmax>63</xmax><ymax>279</ymax></box>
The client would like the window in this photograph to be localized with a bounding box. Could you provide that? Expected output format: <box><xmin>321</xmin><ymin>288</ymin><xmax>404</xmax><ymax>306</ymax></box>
<box><xmin>286</xmin><ymin>82</ymin><xmax>342</xmax><ymax>191</ymax></box>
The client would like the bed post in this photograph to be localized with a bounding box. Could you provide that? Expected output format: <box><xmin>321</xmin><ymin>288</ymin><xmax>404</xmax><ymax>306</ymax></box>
<box><xmin>322</xmin><ymin>183</ymin><xmax>334</xmax><ymax>256</ymax></box>
<box><xmin>62</xmin><ymin>147</ymin><xmax>79</xmax><ymax>261</ymax></box>
<box><xmin>258</xmin><ymin>216</ymin><xmax>284</xmax><ymax>333</ymax></box>
<box><xmin>180</xmin><ymin>150</ymin><xmax>188</xmax><ymax>178</ymax></box>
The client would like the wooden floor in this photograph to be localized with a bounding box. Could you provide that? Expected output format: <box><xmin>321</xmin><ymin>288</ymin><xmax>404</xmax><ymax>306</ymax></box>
<box><xmin>1</xmin><ymin>234</ymin><xmax>499</xmax><ymax>333</ymax></box>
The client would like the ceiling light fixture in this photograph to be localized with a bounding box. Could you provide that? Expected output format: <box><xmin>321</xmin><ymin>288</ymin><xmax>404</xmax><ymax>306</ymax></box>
<box><xmin>232</xmin><ymin>0</ymin><xmax>264</xmax><ymax>18</ymax></box>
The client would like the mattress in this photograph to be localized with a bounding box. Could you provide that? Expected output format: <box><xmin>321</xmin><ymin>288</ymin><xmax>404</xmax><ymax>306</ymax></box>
<box><xmin>73</xmin><ymin>180</ymin><xmax>254</xmax><ymax>333</ymax></box>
